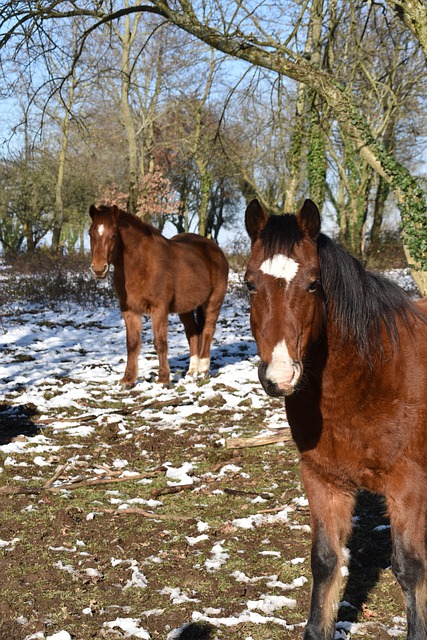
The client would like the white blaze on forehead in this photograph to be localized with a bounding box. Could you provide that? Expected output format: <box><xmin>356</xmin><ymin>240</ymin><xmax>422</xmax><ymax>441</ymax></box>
<box><xmin>260</xmin><ymin>254</ymin><xmax>299</xmax><ymax>282</ymax></box>
<box><xmin>97</xmin><ymin>224</ymin><xmax>105</xmax><ymax>237</ymax></box>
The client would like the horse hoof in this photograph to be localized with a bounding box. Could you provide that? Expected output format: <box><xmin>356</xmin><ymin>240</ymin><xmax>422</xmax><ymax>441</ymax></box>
<box><xmin>157</xmin><ymin>379</ymin><xmax>170</xmax><ymax>388</ymax></box>
<box><xmin>120</xmin><ymin>380</ymin><xmax>134</xmax><ymax>390</ymax></box>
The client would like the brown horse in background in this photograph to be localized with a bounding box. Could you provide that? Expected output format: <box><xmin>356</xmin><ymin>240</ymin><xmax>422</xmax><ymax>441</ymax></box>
<box><xmin>89</xmin><ymin>204</ymin><xmax>228</xmax><ymax>388</ymax></box>
<box><xmin>244</xmin><ymin>198</ymin><xmax>427</xmax><ymax>639</ymax></box>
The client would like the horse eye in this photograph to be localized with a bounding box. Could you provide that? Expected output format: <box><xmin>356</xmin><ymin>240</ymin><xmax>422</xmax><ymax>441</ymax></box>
<box><xmin>245</xmin><ymin>280</ymin><xmax>257</xmax><ymax>294</ymax></box>
<box><xmin>307</xmin><ymin>279</ymin><xmax>321</xmax><ymax>293</ymax></box>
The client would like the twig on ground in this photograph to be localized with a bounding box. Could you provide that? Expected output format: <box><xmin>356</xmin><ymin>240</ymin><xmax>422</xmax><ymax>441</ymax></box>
<box><xmin>49</xmin><ymin>471</ymin><xmax>160</xmax><ymax>492</ymax></box>
<box><xmin>43</xmin><ymin>463</ymin><xmax>68</xmax><ymax>489</ymax></box>
<box><xmin>223</xmin><ymin>487</ymin><xmax>273</xmax><ymax>500</ymax></box>
<box><xmin>99</xmin><ymin>507</ymin><xmax>194</xmax><ymax>521</ymax></box>
<box><xmin>151</xmin><ymin>484</ymin><xmax>195</xmax><ymax>498</ymax></box>
<box><xmin>258</xmin><ymin>504</ymin><xmax>310</xmax><ymax>514</ymax></box>
<box><xmin>141</xmin><ymin>397</ymin><xmax>192</xmax><ymax>410</ymax></box>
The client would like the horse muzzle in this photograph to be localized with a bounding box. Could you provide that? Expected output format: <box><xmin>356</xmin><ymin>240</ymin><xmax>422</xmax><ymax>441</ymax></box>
<box><xmin>90</xmin><ymin>263</ymin><xmax>109</xmax><ymax>279</ymax></box>
<box><xmin>258</xmin><ymin>360</ymin><xmax>301</xmax><ymax>397</ymax></box>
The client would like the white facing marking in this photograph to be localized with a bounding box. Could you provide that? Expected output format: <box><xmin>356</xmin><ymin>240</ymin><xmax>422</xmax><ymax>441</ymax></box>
<box><xmin>97</xmin><ymin>224</ymin><xmax>105</xmax><ymax>237</ymax></box>
<box><xmin>266</xmin><ymin>339</ymin><xmax>296</xmax><ymax>387</ymax></box>
<box><xmin>188</xmin><ymin>355</ymin><xmax>200</xmax><ymax>375</ymax></box>
<box><xmin>198</xmin><ymin>357</ymin><xmax>210</xmax><ymax>374</ymax></box>
<box><xmin>260</xmin><ymin>254</ymin><xmax>299</xmax><ymax>283</ymax></box>
<box><xmin>188</xmin><ymin>355</ymin><xmax>210</xmax><ymax>376</ymax></box>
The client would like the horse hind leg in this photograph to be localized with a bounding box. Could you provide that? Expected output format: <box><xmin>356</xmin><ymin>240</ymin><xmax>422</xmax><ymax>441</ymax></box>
<box><xmin>195</xmin><ymin>305</ymin><xmax>211</xmax><ymax>377</ymax></box>
<box><xmin>302</xmin><ymin>463</ymin><xmax>356</xmax><ymax>640</ymax></box>
<box><xmin>387</xmin><ymin>484</ymin><xmax>427</xmax><ymax>639</ymax></box>
<box><xmin>179</xmin><ymin>311</ymin><xmax>201</xmax><ymax>377</ymax></box>
<box><xmin>197</xmin><ymin>297</ymin><xmax>225</xmax><ymax>377</ymax></box>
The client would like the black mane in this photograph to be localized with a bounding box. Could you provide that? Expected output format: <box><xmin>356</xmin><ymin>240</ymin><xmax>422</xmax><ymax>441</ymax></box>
<box><xmin>317</xmin><ymin>234</ymin><xmax>424</xmax><ymax>362</ymax></box>
<box><xmin>260</xmin><ymin>214</ymin><xmax>424</xmax><ymax>363</ymax></box>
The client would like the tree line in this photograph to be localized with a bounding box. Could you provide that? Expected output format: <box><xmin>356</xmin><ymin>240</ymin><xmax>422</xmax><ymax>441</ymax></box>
<box><xmin>0</xmin><ymin>1</ymin><xmax>426</xmax><ymax>282</ymax></box>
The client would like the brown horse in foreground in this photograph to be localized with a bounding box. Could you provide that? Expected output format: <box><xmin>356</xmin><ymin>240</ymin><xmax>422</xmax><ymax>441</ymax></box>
<box><xmin>244</xmin><ymin>198</ymin><xmax>427</xmax><ymax>640</ymax></box>
<box><xmin>89</xmin><ymin>204</ymin><xmax>228</xmax><ymax>387</ymax></box>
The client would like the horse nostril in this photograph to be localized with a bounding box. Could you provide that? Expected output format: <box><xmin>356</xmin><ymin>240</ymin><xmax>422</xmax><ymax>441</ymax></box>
<box><xmin>90</xmin><ymin>263</ymin><xmax>109</xmax><ymax>278</ymax></box>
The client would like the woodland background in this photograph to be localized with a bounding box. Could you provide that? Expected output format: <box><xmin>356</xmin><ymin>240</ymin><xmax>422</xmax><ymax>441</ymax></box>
<box><xmin>0</xmin><ymin>1</ymin><xmax>426</xmax><ymax>272</ymax></box>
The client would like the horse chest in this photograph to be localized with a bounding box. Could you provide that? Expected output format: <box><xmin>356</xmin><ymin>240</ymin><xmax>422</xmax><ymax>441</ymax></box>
<box><xmin>308</xmin><ymin>425</ymin><xmax>390</xmax><ymax>491</ymax></box>
<box><xmin>288</xmin><ymin>393</ymin><xmax>401</xmax><ymax>493</ymax></box>
<box><xmin>114</xmin><ymin>266</ymin><xmax>169</xmax><ymax>312</ymax></box>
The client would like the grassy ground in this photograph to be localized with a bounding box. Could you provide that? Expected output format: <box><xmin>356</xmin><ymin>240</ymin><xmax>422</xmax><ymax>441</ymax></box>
<box><xmin>0</xmin><ymin>257</ymin><xmax>408</xmax><ymax>640</ymax></box>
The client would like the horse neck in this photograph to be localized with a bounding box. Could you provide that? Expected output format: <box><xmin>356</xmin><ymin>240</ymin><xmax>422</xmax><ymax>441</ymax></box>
<box><xmin>114</xmin><ymin>214</ymin><xmax>164</xmax><ymax>265</ymax></box>
<box><xmin>305</xmin><ymin>305</ymin><xmax>374</xmax><ymax>386</ymax></box>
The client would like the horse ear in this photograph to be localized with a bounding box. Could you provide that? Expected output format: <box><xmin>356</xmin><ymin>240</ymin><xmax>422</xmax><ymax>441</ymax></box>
<box><xmin>245</xmin><ymin>199</ymin><xmax>268</xmax><ymax>245</ymax></box>
<box><xmin>89</xmin><ymin>204</ymin><xmax>98</xmax><ymax>220</ymax></box>
<box><xmin>297</xmin><ymin>199</ymin><xmax>321</xmax><ymax>240</ymax></box>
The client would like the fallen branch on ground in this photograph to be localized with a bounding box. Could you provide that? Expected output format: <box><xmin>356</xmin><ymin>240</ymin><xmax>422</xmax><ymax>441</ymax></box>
<box><xmin>0</xmin><ymin>470</ymin><xmax>161</xmax><ymax>495</ymax></box>
<box><xmin>226</xmin><ymin>432</ymin><xmax>293</xmax><ymax>449</ymax></box>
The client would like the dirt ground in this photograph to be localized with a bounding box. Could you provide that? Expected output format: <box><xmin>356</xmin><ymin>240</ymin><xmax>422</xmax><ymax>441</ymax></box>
<box><xmin>0</xmin><ymin>270</ymin><xmax>409</xmax><ymax>640</ymax></box>
<box><xmin>0</xmin><ymin>393</ymin><xmax>407</xmax><ymax>640</ymax></box>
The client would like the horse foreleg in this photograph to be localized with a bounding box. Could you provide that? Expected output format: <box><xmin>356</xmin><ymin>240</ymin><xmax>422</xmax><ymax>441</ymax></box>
<box><xmin>179</xmin><ymin>312</ymin><xmax>200</xmax><ymax>377</ymax></box>
<box><xmin>302</xmin><ymin>462</ymin><xmax>356</xmax><ymax>640</ymax></box>
<box><xmin>121</xmin><ymin>310</ymin><xmax>142</xmax><ymax>389</ymax></box>
<box><xmin>388</xmin><ymin>483</ymin><xmax>427</xmax><ymax>639</ymax></box>
<box><xmin>151</xmin><ymin>309</ymin><xmax>170</xmax><ymax>386</ymax></box>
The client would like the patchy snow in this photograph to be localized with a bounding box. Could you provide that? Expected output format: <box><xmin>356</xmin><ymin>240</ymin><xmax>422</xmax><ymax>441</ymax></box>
<box><xmin>205</xmin><ymin>540</ymin><xmax>230</xmax><ymax>571</ymax></box>
<box><xmin>1</xmin><ymin>267</ymin><xmax>416</xmax><ymax>639</ymax></box>
<box><xmin>103</xmin><ymin>617</ymin><xmax>150</xmax><ymax>638</ymax></box>
<box><xmin>0</xmin><ymin>537</ymin><xmax>20</xmax><ymax>549</ymax></box>
<box><xmin>247</xmin><ymin>593</ymin><xmax>297</xmax><ymax>612</ymax></box>
<box><xmin>165</xmin><ymin>461</ymin><xmax>197</xmax><ymax>485</ymax></box>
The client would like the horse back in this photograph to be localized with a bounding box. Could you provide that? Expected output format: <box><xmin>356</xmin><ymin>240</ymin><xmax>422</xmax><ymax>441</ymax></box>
<box><xmin>170</xmin><ymin>233</ymin><xmax>229</xmax><ymax>278</ymax></box>
<box><xmin>166</xmin><ymin>233</ymin><xmax>228</xmax><ymax>313</ymax></box>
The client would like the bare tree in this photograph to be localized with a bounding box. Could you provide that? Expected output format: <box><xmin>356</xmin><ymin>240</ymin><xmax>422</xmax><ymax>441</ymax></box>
<box><xmin>385</xmin><ymin>0</ymin><xmax>427</xmax><ymax>58</ymax></box>
<box><xmin>1</xmin><ymin>0</ymin><xmax>426</xmax><ymax>287</ymax></box>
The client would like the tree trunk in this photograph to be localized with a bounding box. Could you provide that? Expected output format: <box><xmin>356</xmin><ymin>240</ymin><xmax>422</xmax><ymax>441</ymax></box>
<box><xmin>116</xmin><ymin>4</ymin><xmax>141</xmax><ymax>216</ymax></box>
<box><xmin>197</xmin><ymin>168</ymin><xmax>212</xmax><ymax>236</ymax></box>
<box><xmin>385</xmin><ymin>0</ymin><xmax>427</xmax><ymax>57</ymax></box>
<box><xmin>51</xmin><ymin>77</ymin><xmax>76</xmax><ymax>255</ymax></box>
<box><xmin>306</xmin><ymin>0</ymin><xmax>327</xmax><ymax>211</ymax></box>
<box><xmin>152</xmin><ymin>2</ymin><xmax>427</xmax><ymax>290</ymax></box>
<box><xmin>369</xmin><ymin>176</ymin><xmax>390</xmax><ymax>251</ymax></box>
<box><xmin>283</xmin><ymin>83</ymin><xmax>305</xmax><ymax>213</ymax></box>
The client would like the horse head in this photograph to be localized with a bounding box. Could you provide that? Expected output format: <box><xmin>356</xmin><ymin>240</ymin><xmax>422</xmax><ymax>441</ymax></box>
<box><xmin>89</xmin><ymin>204</ymin><xmax>120</xmax><ymax>279</ymax></box>
<box><xmin>244</xmin><ymin>199</ymin><xmax>324</xmax><ymax>397</ymax></box>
